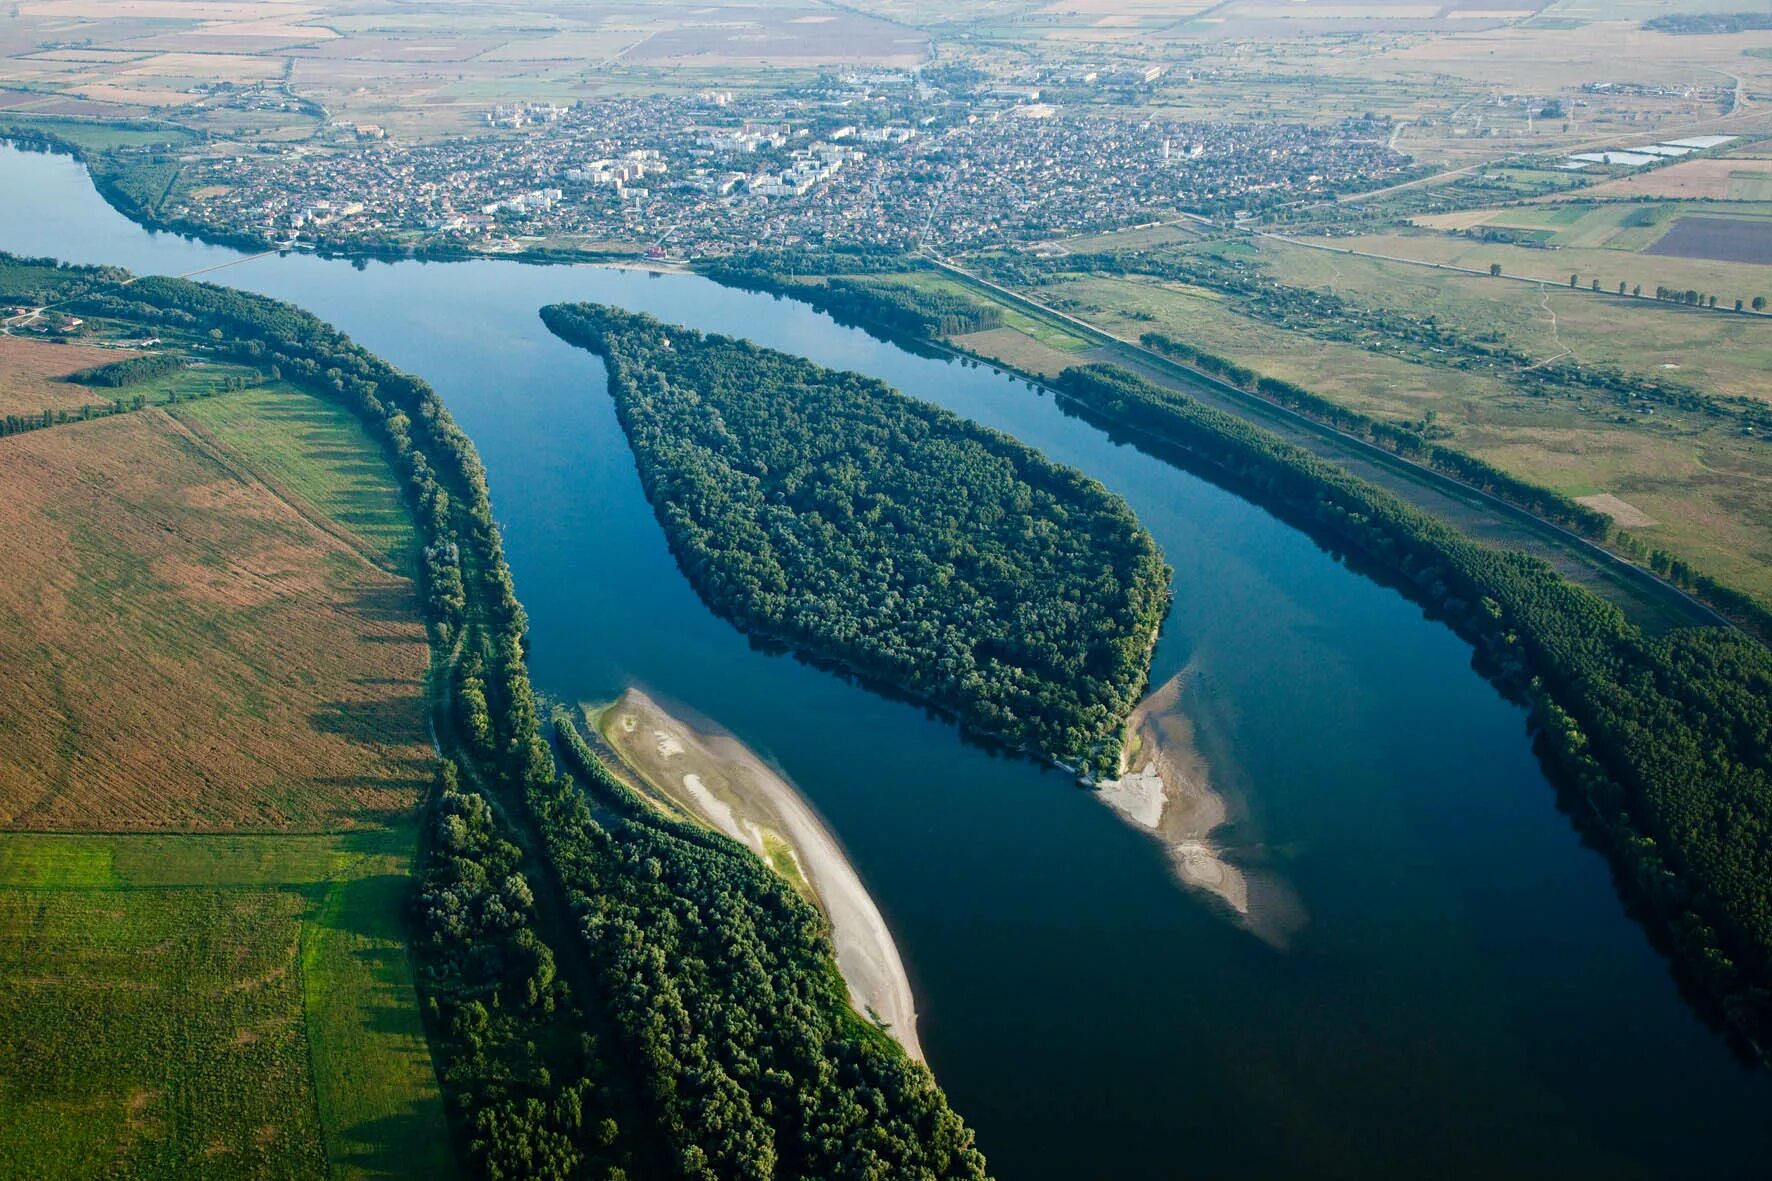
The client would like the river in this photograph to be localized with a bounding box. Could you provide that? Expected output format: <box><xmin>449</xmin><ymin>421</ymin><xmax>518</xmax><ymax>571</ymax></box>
<box><xmin>3</xmin><ymin>142</ymin><xmax>1768</xmax><ymax>1179</ymax></box>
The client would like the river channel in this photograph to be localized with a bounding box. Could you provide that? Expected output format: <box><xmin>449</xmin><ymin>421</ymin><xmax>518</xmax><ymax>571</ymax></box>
<box><xmin>3</xmin><ymin>142</ymin><xmax>1768</xmax><ymax>1179</ymax></box>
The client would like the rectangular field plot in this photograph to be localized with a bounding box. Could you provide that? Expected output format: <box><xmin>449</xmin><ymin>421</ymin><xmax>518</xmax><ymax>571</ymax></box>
<box><xmin>0</xmin><ymin>885</ymin><xmax>328</xmax><ymax>1179</ymax></box>
<box><xmin>1644</xmin><ymin>215</ymin><xmax>1772</xmax><ymax>266</ymax></box>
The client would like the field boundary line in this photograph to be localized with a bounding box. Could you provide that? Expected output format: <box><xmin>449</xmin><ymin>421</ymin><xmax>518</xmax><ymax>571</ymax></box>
<box><xmin>158</xmin><ymin>403</ymin><xmax>403</xmax><ymax>578</ymax></box>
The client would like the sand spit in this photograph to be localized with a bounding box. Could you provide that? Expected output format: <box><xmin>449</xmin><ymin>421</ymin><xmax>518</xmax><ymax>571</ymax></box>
<box><xmin>1097</xmin><ymin>671</ymin><xmax>1303</xmax><ymax>945</ymax></box>
<box><xmin>598</xmin><ymin>688</ymin><xmax>923</xmax><ymax>1060</ymax></box>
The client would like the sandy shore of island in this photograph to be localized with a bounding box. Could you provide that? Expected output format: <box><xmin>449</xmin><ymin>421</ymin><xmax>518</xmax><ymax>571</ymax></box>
<box><xmin>1096</xmin><ymin>671</ymin><xmax>1304</xmax><ymax>945</ymax></box>
<box><xmin>598</xmin><ymin>688</ymin><xmax>923</xmax><ymax>1060</ymax></box>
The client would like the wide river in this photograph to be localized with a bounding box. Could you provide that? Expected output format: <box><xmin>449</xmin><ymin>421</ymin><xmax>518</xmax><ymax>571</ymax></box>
<box><xmin>4</xmin><ymin>143</ymin><xmax>1769</xmax><ymax>1178</ymax></box>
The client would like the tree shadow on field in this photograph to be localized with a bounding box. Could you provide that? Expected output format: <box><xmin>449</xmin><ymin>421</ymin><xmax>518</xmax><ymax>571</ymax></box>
<box><xmin>342</xmin><ymin>584</ymin><xmax>420</xmax><ymax>624</ymax></box>
<box><xmin>310</xmin><ymin>695</ymin><xmax>428</xmax><ymax>748</ymax></box>
<box><xmin>332</xmin><ymin>1110</ymin><xmax>454</xmax><ymax>1180</ymax></box>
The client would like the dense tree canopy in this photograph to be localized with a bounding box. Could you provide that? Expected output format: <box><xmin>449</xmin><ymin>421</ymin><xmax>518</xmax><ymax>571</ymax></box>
<box><xmin>543</xmin><ymin>302</ymin><xmax>1171</xmax><ymax>776</ymax></box>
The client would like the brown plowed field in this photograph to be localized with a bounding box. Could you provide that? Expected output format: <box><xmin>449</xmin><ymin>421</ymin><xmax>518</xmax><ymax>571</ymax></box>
<box><xmin>0</xmin><ymin>404</ymin><xmax>430</xmax><ymax>831</ymax></box>
<box><xmin>0</xmin><ymin>335</ymin><xmax>139</xmax><ymax>416</ymax></box>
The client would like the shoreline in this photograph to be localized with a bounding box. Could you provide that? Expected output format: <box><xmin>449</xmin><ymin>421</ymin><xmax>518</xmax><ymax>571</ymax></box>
<box><xmin>594</xmin><ymin>687</ymin><xmax>924</xmax><ymax>1060</ymax></box>
<box><xmin>1095</xmin><ymin>670</ymin><xmax>1304</xmax><ymax>945</ymax></box>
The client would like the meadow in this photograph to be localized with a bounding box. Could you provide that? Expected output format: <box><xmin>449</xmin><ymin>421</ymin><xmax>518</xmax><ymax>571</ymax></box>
<box><xmin>0</xmin><ymin>827</ymin><xmax>453</xmax><ymax>1180</ymax></box>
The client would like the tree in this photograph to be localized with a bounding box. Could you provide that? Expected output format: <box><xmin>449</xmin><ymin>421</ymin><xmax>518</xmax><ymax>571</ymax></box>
<box><xmin>1489</xmin><ymin>262</ymin><xmax>1502</xmax><ymax>277</ymax></box>
<box><xmin>1754</xmin><ymin>295</ymin><xmax>1767</xmax><ymax>312</ymax></box>
<box><xmin>1570</xmin><ymin>273</ymin><xmax>1580</xmax><ymax>288</ymax></box>
<box><xmin>1633</xmin><ymin>284</ymin><xmax>1642</xmax><ymax>298</ymax></box>
<box><xmin>1620</xmin><ymin>281</ymin><xmax>1628</xmax><ymax>296</ymax></box>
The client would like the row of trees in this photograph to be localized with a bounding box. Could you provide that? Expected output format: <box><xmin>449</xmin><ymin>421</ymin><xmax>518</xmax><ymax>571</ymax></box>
<box><xmin>1055</xmin><ymin>362</ymin><xmax>1772</xmax><ymax>1046</ymax></box>
<box><xmin>51</xmin><ymin>256</ymin><xmax>992</xmax><ymax>1178</ymax></box>
<box><xmin>1</xmin><ymin>396</ymin><xmax>143</xmax><ymax>438</ymax></box>
<box><xmin>542</xmin><ymin>301</ymin><xmax>1171</xmax><ymax>778</ymax></box>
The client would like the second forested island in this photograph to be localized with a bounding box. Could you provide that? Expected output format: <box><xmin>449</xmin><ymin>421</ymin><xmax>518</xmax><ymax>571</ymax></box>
<box><xmin>542</xmin><ymin>302</ymin><xmax>1171</xmax><ymax>777</ymax></box>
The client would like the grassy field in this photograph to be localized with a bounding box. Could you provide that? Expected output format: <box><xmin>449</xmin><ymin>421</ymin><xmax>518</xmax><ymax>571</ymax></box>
<box><xmin>1247</xmin><ymin>234</ymin><xmax>1772</xmax><ymax>402</ymax></box>
<box><xmin>0</xmin><ymin>827</ymin><xmax>452</xmax><ymax>1180</ymax></box>
<box><xmin>0</xmin><ymin>363</ymin><xmax>452</xmax><ymax>1176</ymax></box>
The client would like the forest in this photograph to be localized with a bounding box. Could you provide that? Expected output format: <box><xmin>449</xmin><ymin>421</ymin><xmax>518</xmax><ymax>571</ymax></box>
<box><xmin>541</xmin><ymin>301</ymin><xmax>1171</xmax><ymax>778</ymax></box>
<box><xmin>1054</xmin><ymin>362</ymin><xmax>1772</xmax><ymax>1048</ymax></box>
<box><xmin>53</xmin><ymin>262</ymin><xmax>990</xmax><ymax>1180</ymax></box>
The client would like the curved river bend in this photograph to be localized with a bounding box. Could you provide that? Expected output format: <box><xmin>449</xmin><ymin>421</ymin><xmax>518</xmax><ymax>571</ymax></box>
<box><xmin>4</xmin><ymin>144</ymin><xmax>1768</xmax><ymax>1179</ymax></box>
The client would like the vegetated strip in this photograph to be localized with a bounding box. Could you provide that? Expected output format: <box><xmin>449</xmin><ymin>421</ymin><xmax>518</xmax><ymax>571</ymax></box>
<box><xmin>541</xmin><ymin>301</ymin><xmax>1172</xmax><ymax>779</ymax></box>
<box><xmin>700</xmin><ymin>251</ymin><xmax>1769</xmax><ymax>640</ymax></box>
<box><xmin>56</xmin><ymin>262</ymin><xmax>990</xmax><ymax>1180</ymax></box>
<box><xmin>1054</xmin><ymin>361</ymin><xmax>1772</xmax><ymax>1054</ymax></box>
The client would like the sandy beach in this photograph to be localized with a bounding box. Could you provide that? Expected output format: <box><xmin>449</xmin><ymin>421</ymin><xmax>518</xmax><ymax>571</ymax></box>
<box><xmin>597</xmin><ymin>688</ymin><xmax>923</xmax><ymax>1059</ymax></box>
<box><xmin>1096</xmin><ymin>671</ymin><xmax>1303</xmax><ymax>944</ymax></box>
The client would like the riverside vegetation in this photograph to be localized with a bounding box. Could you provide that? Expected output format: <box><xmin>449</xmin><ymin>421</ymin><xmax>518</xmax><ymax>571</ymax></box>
<box><xmin>540</xmin><ymin>301</ymin><xmax>1171</xmax><ymax>778</ymax></box>
<box><xmin>45</xmin><ymin>258</ymin><xmax>989</xmax><ymax>1180</ymax></box>
<box><xmin>1053</xmin><ymin>362</ymin><xmax>1772</xmax><ymax>1049</ymax></box>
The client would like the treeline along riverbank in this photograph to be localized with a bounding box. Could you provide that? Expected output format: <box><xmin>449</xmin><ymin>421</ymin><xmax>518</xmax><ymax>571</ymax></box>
<box><xmin>1054</xmin><ymin>362</ymin><xmax>1772</xmax><ymax>1052</ymax></box>
<box><xmin>541</xmin><ymin>301</ymin><xmax>1171</xmax><ymax>779</ymax></box>
<box><xmin>47</xmin><ymin>258</ymin><xmax>990</xmax><ymax>1181</ymax></box>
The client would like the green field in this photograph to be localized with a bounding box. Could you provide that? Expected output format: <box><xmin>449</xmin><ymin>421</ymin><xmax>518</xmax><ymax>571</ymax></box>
<box><xmin>0</xmin><ymin>829</ymin><xmax>453</xmax><ymax>1181</ymax></box>
<box><xmin>173</xmin><ymin>385</ymin><xmax>417</xmax><ymax>575</ymax></box>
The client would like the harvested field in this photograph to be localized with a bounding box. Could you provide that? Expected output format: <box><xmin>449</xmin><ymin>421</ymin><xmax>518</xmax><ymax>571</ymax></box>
<box><xmin>0</xmin><ymin>390</ymin><xmax>430</xmax><ymax>832</ymax></box>
<box><xmin>1644</xmin><ymin>216</ymin><xmax>1772</xmax><ymax>265</ymax></box>
<box><xmin>951</xmin><ymin>325</ymin><xmax>1102</xmax><ymax>378</ymax></box>
<box><xmin>1576</xmin><ymin>493</ymin><xmax>1656</xmax><ymax>528</ymax></box>
<box><xmin>1579</xmin><ymin>158</ymin><xmax>1772</xmax><ymax>201</ymax></box>
<box><xmin>0</xmin><ymin>335</ymin><xmax>139</xmax><ymax>416</ymax></box>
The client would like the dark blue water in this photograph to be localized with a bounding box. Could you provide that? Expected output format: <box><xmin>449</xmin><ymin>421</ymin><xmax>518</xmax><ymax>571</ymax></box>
<box><xmin>4</xmin><ymin>143</ymin><xmax>1767</xmax><ymax>1179</ymax></box>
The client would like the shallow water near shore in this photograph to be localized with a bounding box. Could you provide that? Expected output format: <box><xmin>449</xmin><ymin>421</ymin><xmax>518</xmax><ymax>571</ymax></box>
<box><xmin>5</xmin><ymin>142</ymin><xmax>1772</xmax><ymax>1179</ymax></box>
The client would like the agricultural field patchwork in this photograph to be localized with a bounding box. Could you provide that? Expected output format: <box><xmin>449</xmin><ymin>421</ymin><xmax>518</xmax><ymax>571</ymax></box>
<box><xmin>0</xmin><ymin>346</ymin><xmax>452</xmax><ymax>1178</ymax></box>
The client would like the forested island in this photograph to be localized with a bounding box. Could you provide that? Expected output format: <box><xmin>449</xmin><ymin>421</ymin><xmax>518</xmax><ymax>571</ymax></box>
<box><xmin>36</xmin><ymin>259</ymin><xmax>990</xmax><ymax>1180</ymax></box>
<box><xmin>541</xmin><ymin>302</ymin><xmax>1171</xmax><ymax>778</ymax></box>
<box><xmin>1054</xmin><ymin>362</ymin><xmax>1772</xmax><ymax>1048</ymax></box>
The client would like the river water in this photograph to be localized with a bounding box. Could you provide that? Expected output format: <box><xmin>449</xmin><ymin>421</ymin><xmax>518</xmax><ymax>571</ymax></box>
<box><xmin>3</xmin><ymin>143</ymin><xmax>1767</xmax><ymax>1179</ymax></box>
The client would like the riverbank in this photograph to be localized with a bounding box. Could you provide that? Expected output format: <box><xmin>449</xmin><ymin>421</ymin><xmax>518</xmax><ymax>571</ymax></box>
<box><xmin>593</xmin><ymin>688</ymin><xmax>923</xmax><ymax>1060</ymax></box>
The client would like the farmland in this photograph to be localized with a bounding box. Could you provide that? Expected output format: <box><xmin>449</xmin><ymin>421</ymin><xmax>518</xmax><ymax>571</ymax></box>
<box><xmin>1646</xmin><ymin>214</ymin><xmax>1772</xmax><ymax>264</ymax></box>
<box><xmin>0</xmin><ymin>324</ymin><xmax>451</xmax><ymax>1180</ymax></box>
<box><xmin>0</xmin><ymin>334</ymin><xmax>139</xmax><ymax>415</ymax></box>
<box><xmin>931</xmin><ymin>241</ymin><xmax>1772</xmax><ymax>608</ymax></box>
<box><xmin>0</xmin><ymin>394</ymin><xmax>429</xmax><ymax>831</ymax></box>
<box><xmin>0</xmin><ymin>826</ymin><xmax>452</xmax><ymax>1181</ymax></box>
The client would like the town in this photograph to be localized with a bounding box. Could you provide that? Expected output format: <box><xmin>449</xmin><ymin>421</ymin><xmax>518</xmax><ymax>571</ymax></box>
<box><xmin>163</xmin><ymin>84</ymin><xmax>1410</xmax><ymax>256</ymax></box>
